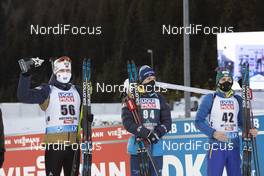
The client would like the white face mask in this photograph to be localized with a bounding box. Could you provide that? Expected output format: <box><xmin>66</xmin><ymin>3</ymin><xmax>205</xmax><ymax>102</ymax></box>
<box><xmin>56</xmin><ymin>72</ymin><xmax>72</xmax><ymax>83</ymax></box>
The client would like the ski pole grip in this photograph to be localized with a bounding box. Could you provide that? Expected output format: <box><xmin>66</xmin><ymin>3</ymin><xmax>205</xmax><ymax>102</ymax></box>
<box><xmin>127</xmin><ymin>98</ymin><xmax>137</xmax><ymax>111</ymax></box>
<box><xmin>249</xmin><ymin>88</ymin><xmax>253</xmax><ymax>100</ymax></box>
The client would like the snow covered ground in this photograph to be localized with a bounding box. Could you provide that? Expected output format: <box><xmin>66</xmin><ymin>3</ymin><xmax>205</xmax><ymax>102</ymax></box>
<box><xmin>0</xmin><ymin>100</ymin><xmax>200</xmax><ymax>135</ymax></box>
<box><xmin>0</xmin><ymin>103</ymin><xmax>124</xmax><ymax>135</ymax></box>
<box><xmin>1</xmin><ymin>91</ymin><xmax>263</xmax><ymax>135</ymax></box>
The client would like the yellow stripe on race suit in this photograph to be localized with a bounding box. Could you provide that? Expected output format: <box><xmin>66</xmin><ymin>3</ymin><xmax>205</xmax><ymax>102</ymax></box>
<box><xmin>209</xmin><ymin>147</ymin><xmax>213</xmax><ymax>159</ymax></box>
<box><xmin>78</xmin><ymin>81</ymin><xmax>92</xmax><ymax>141</ymax></box>
<box><xmin>77</xmin><ymin>106</ymin><xmax>83</xmax><ymax>141</ymax></box>
<box><xmin>217</xmin><ymin>88</ymin><xmax>234</xmax><ymax>98</ymax></box>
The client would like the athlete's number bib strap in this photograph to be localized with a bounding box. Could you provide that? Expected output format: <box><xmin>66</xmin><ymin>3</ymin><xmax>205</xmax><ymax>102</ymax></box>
<box><xmin>46</xmin><ymin>125</ymin><xmax>78</xmax><ymax>134</ymax></box>
<box><xmin>225</xmin><ymin>132</ymin><xmax>239</xmax><ymax>139</ymax></box>
<box><xmin>44</xmin><ymin>132</ymin><xmax>78</xmax><ymax>144</ymax></box>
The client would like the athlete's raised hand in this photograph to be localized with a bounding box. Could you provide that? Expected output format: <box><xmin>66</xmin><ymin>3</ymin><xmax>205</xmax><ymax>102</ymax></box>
<box><xmin>18</xmin><ymin>57</ymin><xmax>44</xmax><ymax>75</ymax></box>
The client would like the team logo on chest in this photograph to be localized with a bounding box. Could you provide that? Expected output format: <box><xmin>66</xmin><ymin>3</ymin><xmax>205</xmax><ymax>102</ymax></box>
<box><xmin>220</xmin><ymin>100</ymin><xmax>234</xmax><ymax>110</ymax></box>
<box><xmin>140</xmin><ymin>98</ymin><xmax>160</xmax><ymax>109</ymax></box>
<box><xmin>58</xmin><ymin>92</ymin><xmax>75</xmax><ymax>102</ymax></box>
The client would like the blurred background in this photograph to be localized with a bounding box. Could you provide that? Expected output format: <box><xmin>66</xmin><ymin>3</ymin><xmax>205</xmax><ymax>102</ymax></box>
<box><xmin>0</xmin><ymin>0</ymin><xmax>264</xmax><ymax>103</ymax></box>
<box><xmin>1</xmin><ymin>2</ymin><xmax>264</xmax><ymax>175</ymax></box>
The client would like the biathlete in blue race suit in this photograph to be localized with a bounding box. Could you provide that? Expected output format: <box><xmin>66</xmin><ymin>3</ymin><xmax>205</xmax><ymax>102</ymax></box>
<box><xmin>121</xmin><ymin>65</ymin><xmax>172</xmax><ymax>176</ymax></box>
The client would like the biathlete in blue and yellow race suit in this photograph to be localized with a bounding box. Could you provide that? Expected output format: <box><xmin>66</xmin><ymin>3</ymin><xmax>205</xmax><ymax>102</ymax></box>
<box><xmin>195</xmin><ymin>69</ymin><xmax>258</xmax><ymax>176</ymax></box>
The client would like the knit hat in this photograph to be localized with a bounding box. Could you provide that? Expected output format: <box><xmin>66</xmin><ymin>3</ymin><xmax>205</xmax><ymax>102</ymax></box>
<box><xmin>50</xmin><ymin>56</ymin><xmax>72</xmax><ymax>84</ymax></box>
<box><xmin>216</xmin><ymin>69</ymin><xmax>233</xmax><ymax>84</ymax></box>
<box><xmin>52</xmin><ymin>56</ymin><xmax>71</xmax><ymax>74</ymax></box>
<box><xmin>139</xmin><ymin>65</ymin><xmax>155</xmax><ymax>83</ymax></box>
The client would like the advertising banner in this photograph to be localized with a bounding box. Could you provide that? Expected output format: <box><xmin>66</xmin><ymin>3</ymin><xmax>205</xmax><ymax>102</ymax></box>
<box><xmin>217</xmin><ymin>32</ymin><xmax>264</xmax><ymax>90</ymax></box>
<box><xmin>1</xmin><ymin>116</ymin><xmax>264</xmax><ymax>176</ymax></box>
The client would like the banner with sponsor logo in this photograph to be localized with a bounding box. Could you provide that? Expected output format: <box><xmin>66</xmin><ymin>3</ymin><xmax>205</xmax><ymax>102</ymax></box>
<box><xmin>1</xmin><ymin>126</ymin><xmax>131</xmax><ymax>176</ymax></box>
<box><xmin>162</xmin><ymin>115</ymin><xmax>264</xmax><ymax>175</ymax></box>
<box><xmin>1</xmin><ymin>116</ymin><xmax>264</xmax><ymax>176</ymax></box>
<box><xmin>217</xmin><ymin>32</ymin><xmax>264</xmax><ymax>90</ymax></box>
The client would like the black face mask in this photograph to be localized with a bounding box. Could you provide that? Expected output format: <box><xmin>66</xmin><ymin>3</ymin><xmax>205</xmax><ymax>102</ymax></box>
<box><xmin>219</xmin><ymin>81</ymin><xmax>233</xmax><ymax>92</ymax></box>
<box><xmin>143</xmin><ymin>80</ymin><xmax>156</xmax><ymax>93</ymax></box>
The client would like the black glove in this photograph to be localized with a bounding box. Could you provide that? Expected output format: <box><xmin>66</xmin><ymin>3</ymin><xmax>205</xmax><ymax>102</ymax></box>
<box><xmin>0</xmin><ymin>151</ymin><xmax>4</xmax><ymax>168</ymax></box>
<box><xmin>238</xmin><ymin>78</ymin><xmax>242</xmax><ymax>88</ymax></box>
<box><xmin>18</xmin><ymin>57</ymin><xmax>44</xmax><ymax>76</ymax></box>
<box><xmin>136</xmin><ymin>125</ymin><xmax>151</xmax><ymax>138</ymax></box>
<box><xmin>88</xmin><ymin>114</ymin><xmax>94</xmax><ymax>123</ymax></box>
<box><xmin>146</xmin><ymin>131</ymin><xmax>159</xmax><ymax>144</ymax></box>
<box><xmin>154</xmin><ymin>124</ymin><xmax>168</xmax><ymax>138</ymax></box>
<box><xmin>81</xmin><ymin>114</ymin><xmax>94</xmax><ymax>128</ymax></box>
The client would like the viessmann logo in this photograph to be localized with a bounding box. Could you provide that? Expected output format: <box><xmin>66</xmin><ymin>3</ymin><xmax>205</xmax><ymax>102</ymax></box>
<box><xmin>13</xmin><ymin>136</ymin><xmax>41</xmax><ymax>146</ymax></box>
<box><xmin>107</xmin><ymin>128</ymin><xmax>129</xmax><ymax>139</ymax></box>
